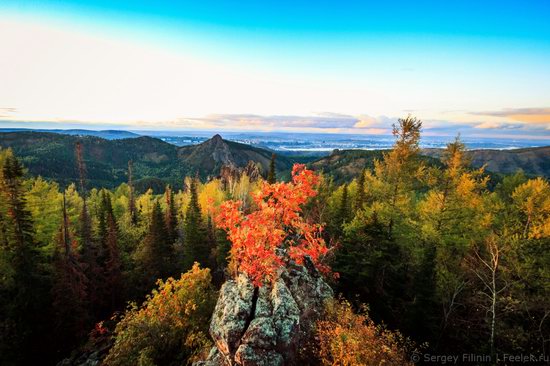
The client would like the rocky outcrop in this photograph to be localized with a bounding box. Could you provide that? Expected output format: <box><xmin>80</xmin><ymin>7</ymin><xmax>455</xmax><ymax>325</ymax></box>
<box><xmin>219</xmin><ymin>161</ymin><xmax>263</xmax><ymax>188</ymax></box>
<box><xmin>195</xmin><ymin>256</ymin><xmax>333</xmax><ymax>366</ymax></box>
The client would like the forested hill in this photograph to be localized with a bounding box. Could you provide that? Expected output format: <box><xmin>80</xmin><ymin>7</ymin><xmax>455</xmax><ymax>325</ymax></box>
<box><xmin>0</xmin><ymin>131</ymin><xmax>182</xmax><ymax>190</ymax></box>
<box><xmin>0</xmin><ymin>131</ymin><xmax>293</xmax><ymax>190</ymax></box>
<box><xmin>308</xmin><ymin>149</ymin><xmax>442</xmax><ymax>183</ymax></box>
<box><xmin>0</xmin><ymin>128</ymin><xmax>140</xmax><ymax>139</ymax></box>
<box><xmin>309</xmin><ymin>146</ymin><xmax>550</xmax><ymax>182</ymax></box>
<box><xmin>2</xmin><ymin>131</ymin><xmax>550</xmax><ymax>190</ymax></box>
<box><xmin>422</xmin><ymin>145</ymin><xmax>550</xmax><ymax>178</ymax></box>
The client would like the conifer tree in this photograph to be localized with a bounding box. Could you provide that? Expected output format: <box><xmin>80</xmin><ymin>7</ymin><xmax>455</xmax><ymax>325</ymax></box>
<box><xmin>135</xmin><ymin>201</ymin><xmax>174</xmax><ymax>291</ymax></box>
<box><xmin>104</xmin><ymin>204</ymin><xmax>122</xmax><ymax>310</ymax></box>
<box><xmin>75</xmin><ymin>142</ymin><xmax>101</xmax><ymax>315</ymax></box>
<box><xmin>51</xmin><ymin>193</ymin><xmax>88</xmax><ymax>354</ymax></box>
<box><xmin>127</xmin><ymin>160</ymin><xmax>138</xmax><ymax>225</ymax></box>
<box><xmin>0</xmin><ymin>155</ymin><xmax>46</xmax><ymax>364</ymax></box>
<box><xmin>206</xmin><ymin>215</ymin><xmax>216</xmax><ymax>262</ymax></box>
<box><xmin>267</xmin><ymin>153</ymin><xmax>276</xmax><ymax>184</ymax></box>
<box><xmin>354</xmin><ymin>168</ymin><xmax>367</xmax><ymax>211</ymax></box>
<box><xmin>93</xmin><ymin>189</ymin><xmax>122</xmax><ymax>313</ymax></box>
<box><xmin>334</xmin><ymin>184</ymin><xmax>351</xmax><ymax>239</ymax></box>
<box><xmin>183</xmin><ymin>177</ymin><xmax>208</xmax><ymax>270</ymax></box>
<box><xmin>97</xmin><ymin>190</ymin><xmax>113</xmax><ymax>266</ymax></box>
<box><xmin>339</xmin><ymin>184</ymin><xmax>351</xmax><ymax>223</ymax></box>
<box><xmin>382</xmin><ymin>115</ymin><xmax>422</xmax><ymax>239</ymax></box>
<box><xmin>164</xmin><ymin>185</ymin><xmax>178</xmax><ymax>245</ymax></box>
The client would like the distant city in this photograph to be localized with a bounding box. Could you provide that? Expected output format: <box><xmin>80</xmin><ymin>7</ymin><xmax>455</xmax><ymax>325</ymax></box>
<box><xmin>138</xmin><ymin>131</ymin><xmax>550</xmax><ymax>155</ymax></box>
<box><xmin>2</xmin><ymin>128</ymin><xmax>549</xmax><ymax>156</ymax></box>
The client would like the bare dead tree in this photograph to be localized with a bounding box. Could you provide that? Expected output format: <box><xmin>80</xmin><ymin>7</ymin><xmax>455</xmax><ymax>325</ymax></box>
<box><xmin>468</xmin><ymin>235</ymin><xmax>509</xmax><ymax>356</ymax></box>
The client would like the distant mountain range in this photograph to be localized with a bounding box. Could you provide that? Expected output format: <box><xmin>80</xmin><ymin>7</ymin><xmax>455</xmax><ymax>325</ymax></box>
<box><xmin>0</xmin><ymin>132</ymin><xmax>296</xmax><ymax>191</ymax></box>
<box><xmin>0</xmin><ymin>131</ymin><xmax>549</xmax><ymax>192</ymax></box>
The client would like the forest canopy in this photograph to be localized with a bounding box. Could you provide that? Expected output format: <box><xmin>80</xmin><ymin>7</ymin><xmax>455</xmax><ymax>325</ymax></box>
<box><xmin>0</xmin><ymin>117</ymin><xmax>549</xmax><ymax>365</ymax></box>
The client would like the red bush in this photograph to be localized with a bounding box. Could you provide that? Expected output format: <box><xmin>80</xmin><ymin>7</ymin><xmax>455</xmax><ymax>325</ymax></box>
<box><xmin>216</xmin><ymin>164</ymin><xmax>332</xmax><ymax>286</ymax></box>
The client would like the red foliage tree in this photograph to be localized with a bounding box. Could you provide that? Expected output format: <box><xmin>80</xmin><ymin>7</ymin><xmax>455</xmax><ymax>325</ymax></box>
<box><xmin>216</xmin><ymin>164</ymin><xmax>333</xmax><ymax>286</ymax></box>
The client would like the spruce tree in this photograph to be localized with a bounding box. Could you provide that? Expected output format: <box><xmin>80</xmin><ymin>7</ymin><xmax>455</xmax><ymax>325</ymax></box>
<box><xmin>0</xmin><ymin>155</ymin><xmax>46</xmax><ymax>364</ymax></box>
<box><xmin>164</xmin><ymin>185</ymin><xmax>178</xmax><ymax>245</ymax></box>
<box><xmin>354</xmin><ymin>168</ymin><xmax>367</xmax><ymax>212</ymax></box>
<box><xmin>51</xmin><ymin>193</ymin><xmax>88</xmax><ymax>355</ymax></box>
<box><xmin>127</xmin><ymin>160</ymin><xmax>138</xmax><ymax>225</ymax></box>
<box><xmin>75</xmin><ymin>142</ymin><xmax>101</xmax><ymax>316</ymax></box>
<box><xmin>136</xmin><ymin>201</ymin><xmax>174</xmax><ymax>291</ymax></box>
<box><xmin>104</xmin><ymin>207</ymin><xmax>122</xmax><ymax>311</ymax></box>
<box><xmin>335</xmin><ymin>184</ymin><xmax>351</xmax><ymax>238</ymax></box>
<box><xmin>267</xmin><ymin>153</ymin><xmax>276</xmax><ymax>184</ymax></box>
<box><xmin>96</xmin><ymin>190</ymin><xmax>113</xmax><ymax>267</ymax></box>
<box><xmin>183</xmin><ymin>177</ymin><xmax>208</xmax><ymax>270</ymax></box>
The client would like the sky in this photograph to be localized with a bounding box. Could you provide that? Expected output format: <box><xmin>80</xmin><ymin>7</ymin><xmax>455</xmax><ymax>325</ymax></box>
<box><xmin>1</xmin><ymin>0</ymin><xmax>550</xmax><ymax>138</ymax></box>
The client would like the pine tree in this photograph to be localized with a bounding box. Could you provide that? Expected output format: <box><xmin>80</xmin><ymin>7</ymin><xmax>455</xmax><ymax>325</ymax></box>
<box><xmin>267</xmin><ymin>153</ymin><xmax>276</xmax><ymax>184</ymax></box>
<box><xmin>183</xmin><ymin>177</ymin><xmax>208</xmax><ymax>270</ymax></box>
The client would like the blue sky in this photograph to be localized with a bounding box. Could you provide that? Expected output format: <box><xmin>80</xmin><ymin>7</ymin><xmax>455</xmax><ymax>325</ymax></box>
<box><xmin>1</xmin><ymin>0</ymin><xmax>550</xmax><ymax>138</ymax></box>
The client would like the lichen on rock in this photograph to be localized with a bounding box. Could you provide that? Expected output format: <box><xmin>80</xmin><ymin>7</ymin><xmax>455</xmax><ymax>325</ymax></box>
<box><xmin>194</xmin><ymin>256</ymin><xmax>333</xmax><ymax>366</ymax></box>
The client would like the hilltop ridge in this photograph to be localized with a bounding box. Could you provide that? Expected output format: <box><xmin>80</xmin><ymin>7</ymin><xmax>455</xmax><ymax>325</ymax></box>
<box><xmin>1</xmin><ymin>131</ymin><xmax>550</xmax><ymax>191</ymax></box>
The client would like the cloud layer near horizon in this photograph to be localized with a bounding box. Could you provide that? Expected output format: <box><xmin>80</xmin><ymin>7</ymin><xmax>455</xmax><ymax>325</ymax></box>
<box><xmin>2</xmin><ymin>109</ymin><xmax>550</xmax><ymax>140</ymax></box>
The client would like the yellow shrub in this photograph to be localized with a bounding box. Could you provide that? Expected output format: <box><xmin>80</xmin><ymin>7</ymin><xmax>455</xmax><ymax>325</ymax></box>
<box><xmin>317</xmin><ymin>298</ymin><xmax>412</xmax><ymax>366</ymax></box>
<box><xmin>104</xmin><ymin>263</ymin><xmax>217</xmax><ymax>366</ymax></box>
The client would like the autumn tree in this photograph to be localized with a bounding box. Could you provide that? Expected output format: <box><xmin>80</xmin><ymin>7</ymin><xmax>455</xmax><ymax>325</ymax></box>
<box><xmin>375</xmin><ymin>115</ymin><xmax>423</xmax><ymax>240</ymax></box>
<box><xmin>512</xmin><ymin>177</ymin><xmax>550</xmax><ymax>239</ymax></box>
<box><xmin>418</xmin><ymin>136</ymin><xmax>490</xmax><ymax>337</ymax></box>
<box><xmin>217</xmin><ymin>164</ymin><xmax>332</xmax><ymax>286</ymax></box>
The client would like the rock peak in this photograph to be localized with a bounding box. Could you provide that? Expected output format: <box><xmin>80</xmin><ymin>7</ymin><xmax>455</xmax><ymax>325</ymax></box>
<box><xmin>211</xmin><ymin>134</ymin><xmax>223</xmax><ymax>142</ymax></box>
